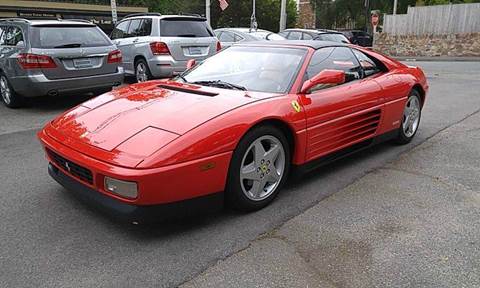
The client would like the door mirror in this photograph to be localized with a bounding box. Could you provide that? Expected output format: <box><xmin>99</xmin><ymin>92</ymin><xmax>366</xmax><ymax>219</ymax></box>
<box><xmin>300</xmin><ymin>69</ymin><xmax>345</xmax><ymax>94</ymax></box>
<box><xmin>186</xmin><ymin>59</ymin><xmax>197</xmax><ymax>70</ymax></box>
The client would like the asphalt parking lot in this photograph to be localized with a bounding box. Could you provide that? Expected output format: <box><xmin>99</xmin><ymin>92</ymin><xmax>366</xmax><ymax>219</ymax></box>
<box><xmin>1</xmin><ymin>61</ymin><xmax>479</xmax><ymax>287</ymax></box>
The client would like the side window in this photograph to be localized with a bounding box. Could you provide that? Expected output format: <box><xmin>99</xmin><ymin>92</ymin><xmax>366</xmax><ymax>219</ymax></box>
<box><xmin>288</xmin><ymin>31</ymin><xmax>302</xmax><ymax>40</ymax></box>
<box><xmin>234</xmin><ymin>33</ymin><xmax>244</xmax><ymax>42</ymax></box>
<box><xmin>278</xmin><ymin>31</ymin><xmax>289</xmax><ymax>38</ymax></box>
<box><xmin>126</xmin><ymin>19</ymin><xmax>142</xmax><ymax>37</ymax></box>
<box><xmin>4</xmin><ymin>26</ymin><xmax>24</xmax><ymax>46</ymax></box>
<box><xmin>305</xmin><ymin>47</ymin><xmax>335</xmax><ymax>79</ymax></box>
<box><xmin>138</xmin><ymin>18</ymin><xmax>152</xmax><ymax>36</ymax></box>
<box><xmin>306</xmin><ymin>47</ymin><xmax>362</xmax><ymax>90</ymax></box>
<box><xmin>218</xmin><ymin>31</ymin><xmax>234</xmax><ymax>42</ymax></box>
<box><xmin>302</xmin><ymin>33</ymin><xmax>313</xmax><ymax>40</ymax></box>
<box><xmin>352</xmin><ymin>49</ymin><xmax>380</xmax><ymax>77</ymax></box>
<box><xmin>111</xmin><ymin>21</ymin><xmax>129</xmax><ymax>39</ymax></box>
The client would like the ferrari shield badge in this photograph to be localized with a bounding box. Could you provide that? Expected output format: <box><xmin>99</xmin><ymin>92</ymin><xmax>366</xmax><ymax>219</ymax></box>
<box><xmin>291</xmin><ymin>100</ymin><xmax>301</xmax><ymax>113</ymax></box>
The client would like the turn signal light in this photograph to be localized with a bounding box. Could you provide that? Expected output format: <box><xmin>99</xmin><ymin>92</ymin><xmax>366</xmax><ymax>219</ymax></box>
<box><xmin>216</xmin><ymin>41</ymin><xmax>222</xmax><ymax>52</ymax></box>
<box><xmin>17</xmin><ymin>53</ymin><xmax>57</xmax><ymax>69</ymax></box>
<box><xmin>150</xmin><ymin>42</ymin><xmax>170</xmax><ymax>55</ymax></box>
<box><xmin>104</xmin><ymin>176</ymin><xmax>138</xmax><ymax>199</ymax></box>
<box><xmin>107</xmin><ymin>49</ymin><xmax>122</xmax><ymax>63</ymax></box>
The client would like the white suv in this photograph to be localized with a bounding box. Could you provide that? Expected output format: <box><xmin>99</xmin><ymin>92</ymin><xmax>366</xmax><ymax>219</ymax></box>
<box><xmin>111</xmin><ymin>13</ymin><xmax>220</xmax><ymax>82</ymax></box>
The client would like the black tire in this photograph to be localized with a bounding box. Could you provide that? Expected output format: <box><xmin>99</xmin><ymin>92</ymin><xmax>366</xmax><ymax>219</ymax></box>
<box><xmin>226</xmin><ymin>125</ymin><xmax>291</xmax><ymax>212</ymax></box>
<box><xmin>395</xmin><ymin>90</ymin><xmax>422</xmax><ymax>145</ymax></box>
<box><xmin>134</xmin><ymin>58</ymin><xmax>153</xmax><ymax>83</ymax></box>
<box><xmin>0</xmin><ymin>74</ymin><xmax>24</xmax><ymax>108</ymax></box>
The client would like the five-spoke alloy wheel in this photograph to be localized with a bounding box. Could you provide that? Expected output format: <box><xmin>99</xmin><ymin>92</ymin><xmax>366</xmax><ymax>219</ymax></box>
<box><xmin>396</xmin><ymin>90</ymin><xmax>422</xmax><ymax>144</ymax></box>
<box><xmin>135</xmin><ymin>59</ymin><xmax>152</xmax><ymax>83</ymax></box>
<box><xmin>226</xmin><ymin>125</ymin><xmax>290</xmax><ymax>211</ymax></box>
<box><xmin>240</xmin><ymin>135</ymin><xmax>286</xmax><ymax>201</ymax></box>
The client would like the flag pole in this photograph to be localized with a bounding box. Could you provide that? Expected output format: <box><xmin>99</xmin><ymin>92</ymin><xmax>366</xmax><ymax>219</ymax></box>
<box><xmin>206</xmin><ymin>0</ymin><xmax>211</xmax><ymax>25</ymax></box>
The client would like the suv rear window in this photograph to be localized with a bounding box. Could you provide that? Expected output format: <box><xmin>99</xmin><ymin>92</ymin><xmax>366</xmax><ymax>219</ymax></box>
<box><xmin>160</xmin><ymin>18</ymin><xmax>213</xmax><ymax>37</ymax></box>
<box><xmin>30</xmin><ymin>26</ymin><xmax>111</xmax><ymax>48</ymax></box>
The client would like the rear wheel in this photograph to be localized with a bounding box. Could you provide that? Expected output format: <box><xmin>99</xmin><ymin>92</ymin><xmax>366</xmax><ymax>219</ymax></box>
<box><xmin>0</xmin><ymin>74</ymin><xmax>23</xmax><ymax>108</ymax></box>
<box><xmin>395</xmin><ymin>90</ymin><xmax>422</xmax><ymax>144</ymax></box>
<box><xmin>226</xmin><ymin>125</ymin><xmax>290</xmax><ymax>211</ymax></box>
<box><xmin>134</xmin><ymin>59</ymin><xmax>152</xmax><ymax>83</ymax></box>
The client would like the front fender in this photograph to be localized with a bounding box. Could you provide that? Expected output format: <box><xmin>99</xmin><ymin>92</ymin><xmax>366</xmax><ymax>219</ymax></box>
<box><xmin>138</xmin><ymin>94</ymin><xmax>307</xmax><ymax>168</ymax></box>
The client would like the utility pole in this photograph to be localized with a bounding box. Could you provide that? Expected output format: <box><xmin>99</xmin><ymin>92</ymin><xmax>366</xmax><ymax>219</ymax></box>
<box><xmin>393</xmin><ymin>0</ymin><xmax>398</xmax><ymax>15</ymax></box>
<box><xmin>206</xmin><ymin>0</ymin><xmax>211</xmax><ymax>25</ymax></box>
<box><xmin>279</xmin><ymin>0</ymin><xmax>287</xmax><ymax>31</ymax></box>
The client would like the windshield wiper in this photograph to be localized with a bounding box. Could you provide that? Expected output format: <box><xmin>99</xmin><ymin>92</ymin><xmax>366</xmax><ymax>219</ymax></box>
<box><xmin>177</xmin><ymin>74</ymin><xmax>188</xmax><ymax>83</ymax></box>
<box><xmin>192</xmin><ymin>80</ymin><xmax>247</xmax><ymax>91</ymax></box>
<box><xmin>53</xmin><ymin>43</ymin><xmax>82</xmax><ymax>48</ymax></box>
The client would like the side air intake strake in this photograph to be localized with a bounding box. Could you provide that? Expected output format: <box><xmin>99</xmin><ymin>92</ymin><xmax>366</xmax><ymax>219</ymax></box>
<box><xmin>307</xmin><ymin>109</ymin><xmax>381</xmax><ymax>159</ymax></box>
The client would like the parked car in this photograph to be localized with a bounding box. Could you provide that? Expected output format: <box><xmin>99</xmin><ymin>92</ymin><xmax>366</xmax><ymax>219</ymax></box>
<box><xmin>0</xmin><ymin>18</ymin><xmax>123</xmax><ymax>108</ymax></box>
<box><xmin>39</xmin><ymin>40</ymin><xmax>428</xmax><ymax>222</ymax></box>
<box><xmin>215</xmin><ymin>28</ymin><xmax>285</xmax><ymax>48</ymax></box>
<box><xmin>339</xmin><ymin>30</ymin><xmax>373</xmax><ymax>47</ymax></box>
<box><xmin>279</xmin><ymin>28</ymin><xmax>350</xmax><ymax>44</ymax></box>
<box><xmin>111</xmin><ymin>13</ymin><xmax>220</xmax><ymax>83</ymax></box>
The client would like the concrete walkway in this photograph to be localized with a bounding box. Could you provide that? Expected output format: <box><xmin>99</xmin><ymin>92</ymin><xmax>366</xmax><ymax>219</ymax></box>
<box><xmin>181</xmin><ymin>111</ymin><xmax>480</xmax><ymax>288</ymax></box>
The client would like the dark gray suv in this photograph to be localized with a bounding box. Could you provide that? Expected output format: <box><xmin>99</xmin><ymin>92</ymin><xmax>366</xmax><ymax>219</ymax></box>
<box><xmin>0</xmin><ymin>18</ymin><xmax>124</xmax><ymax>108</ymax></box>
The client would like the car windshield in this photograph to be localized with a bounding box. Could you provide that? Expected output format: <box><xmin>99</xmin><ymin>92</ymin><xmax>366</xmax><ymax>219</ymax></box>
<box><xmin>181</xmin><ymin>46</ymin><xmax>306</xmax><ymax>93</ymax></box>
<box><xmin>30</xmin><ymin>26</ymin><xmax>111</xmax><ymax>48</ymax></box>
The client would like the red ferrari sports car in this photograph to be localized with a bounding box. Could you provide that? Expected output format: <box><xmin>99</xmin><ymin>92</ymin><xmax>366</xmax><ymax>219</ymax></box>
<box><xmin>38</xmin><ymin>41</ymin><xmax>428</xmax><ymax>222</ymax></box>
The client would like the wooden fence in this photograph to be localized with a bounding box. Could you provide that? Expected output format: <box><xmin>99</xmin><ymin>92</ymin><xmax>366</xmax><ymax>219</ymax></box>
<box><xmin>383</xmin><ymin>3</ymin><xmax>480</xmax><ymax>35</ymax></box>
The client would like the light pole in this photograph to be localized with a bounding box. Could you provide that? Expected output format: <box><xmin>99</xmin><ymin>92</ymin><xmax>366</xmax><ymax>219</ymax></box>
<box><xmin>279</xmin><ymin>0</ymin><xmax>287</xmax><ymax>31</ymax></box>
<box><xmin>250</xmin><ymin>0</ymin><xmax>257</xmax><ymax>31</ymax></box>
<box><xmin>393</xmin><ymin>0</ymin><xmax>398</xmax><ymax>15</ymax></box>
<box><xmin>206</xmin><ymin>0</ymin><xmax>211</xmax><ymax>25</ymax></box>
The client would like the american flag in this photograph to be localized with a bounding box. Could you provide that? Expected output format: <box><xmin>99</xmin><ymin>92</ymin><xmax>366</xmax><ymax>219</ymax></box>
<box><xmin>219</xmin><ymin>0</ymin><xmax>229</xmax><ymax>11</ymax></box>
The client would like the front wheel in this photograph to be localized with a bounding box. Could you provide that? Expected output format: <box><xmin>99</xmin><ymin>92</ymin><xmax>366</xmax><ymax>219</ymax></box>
<box><xmin>226</xmin><ymin>125</ymin><xmax>290</xmax><ymax>211</ymax></box>
<box><xmin>395</xmin><ymin>90</ymin><xmax>422</xmax><ymax>144</ymax></box>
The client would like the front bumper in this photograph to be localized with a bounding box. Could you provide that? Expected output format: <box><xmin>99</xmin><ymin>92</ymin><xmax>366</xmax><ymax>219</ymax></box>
<box><xmin>10</xmin><ymin>68</ymin><xmax>124</xmax><ymax>98</ymax></box>
<box><xmin>48</xmin><ymin>163</ymin><xmax>224</xmax><ymax>223</ymax></box>
<box><xmin>39</xmin><ymin>128</ymin><xmax>231</xmax><ymax>221</ymax></box>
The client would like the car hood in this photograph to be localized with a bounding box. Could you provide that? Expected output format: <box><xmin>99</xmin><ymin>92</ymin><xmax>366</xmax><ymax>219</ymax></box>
<box><xmin>51</xmin><ymin>81</ymin><xmax>275</xmax><ymax>156</ymax></box>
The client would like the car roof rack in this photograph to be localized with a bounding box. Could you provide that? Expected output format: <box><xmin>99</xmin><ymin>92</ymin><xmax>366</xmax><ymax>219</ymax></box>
<box><xmin>0</xmin><ymin>18</ymin><xmax>31</xmax><ymax>23</ymax></box>
<box><xmin>124</xmin><ymin>12</ymin><xmax>162</xmax><ymax>19</ymax></box>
